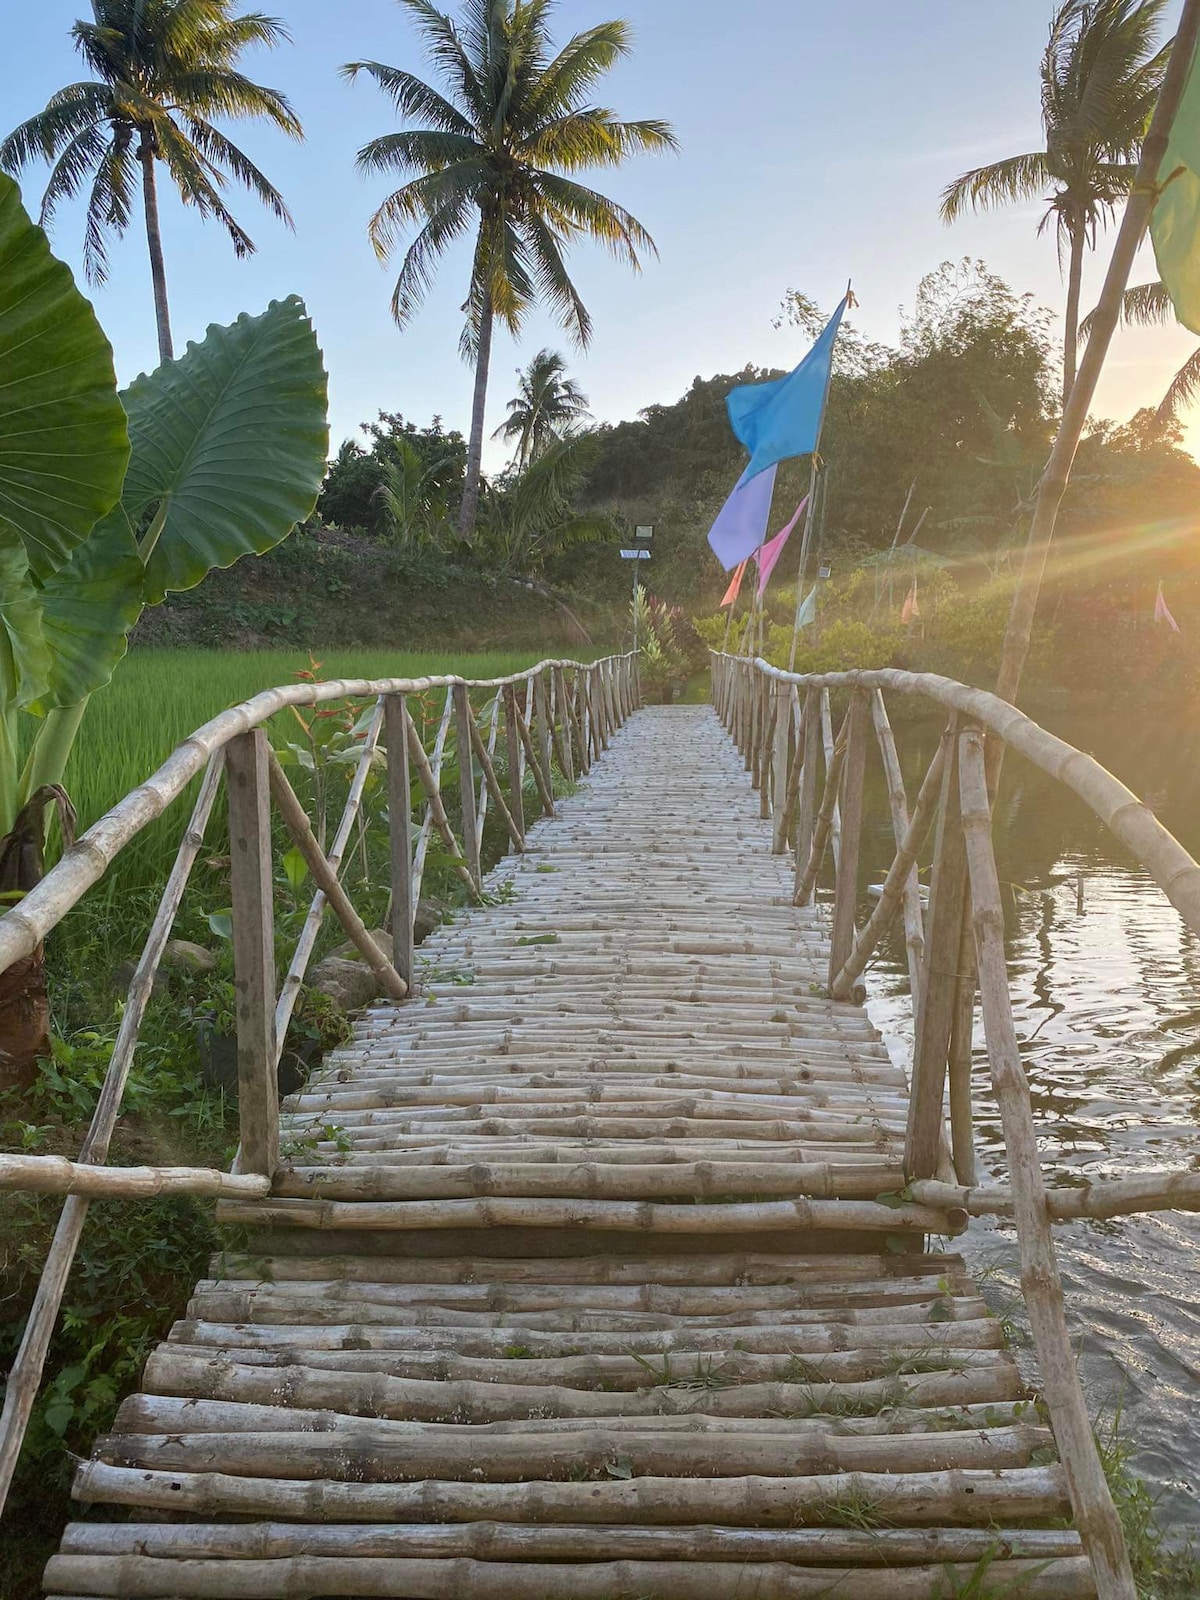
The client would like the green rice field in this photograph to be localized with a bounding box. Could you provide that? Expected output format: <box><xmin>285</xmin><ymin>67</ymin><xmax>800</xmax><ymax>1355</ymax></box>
<box><xmin>54</xmin><ymin>646</ymin><xmax>557</xmax><ymax>885</ymax></box>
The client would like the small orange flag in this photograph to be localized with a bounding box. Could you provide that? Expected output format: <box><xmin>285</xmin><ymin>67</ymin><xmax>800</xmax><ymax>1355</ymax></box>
<box><xmin>901</xmin><ymin>578</ymin><xmax>920</xmax><ymax>625</ymax></box>
<box><xmin>721</xmin><ymin>559</ymin><xmax>749</xmax><ymax>607</ymax></box>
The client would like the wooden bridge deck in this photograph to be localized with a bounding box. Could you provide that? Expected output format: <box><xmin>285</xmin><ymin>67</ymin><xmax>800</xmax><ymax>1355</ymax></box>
<box><xmin>48</xmin><ymin>706</ymin><xmax>1092</xmax><ymax>1599</ymax></box>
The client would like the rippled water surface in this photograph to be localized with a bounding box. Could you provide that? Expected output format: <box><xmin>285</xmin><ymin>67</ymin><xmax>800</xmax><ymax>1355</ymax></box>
<box><xmin>857</xmin><ymin>710</ymin><xmax>1200</xmax><ymax>1536</ymax></box>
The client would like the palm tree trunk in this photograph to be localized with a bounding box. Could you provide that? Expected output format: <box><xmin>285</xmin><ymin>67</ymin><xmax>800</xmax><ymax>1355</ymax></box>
<box><xmin>457</xmin><ymin>300</ymin><xmax>494</xmax><ymax>542</ymax></box>
<box><xmin>1062</xmin><ymin>222</ymin><xmax>1085</xmax><ymax>410</ymax></box>
<box><xmin>138</xmin><ymin>130</ymin><xmax>174</xmax><ymax>365</ymax></box>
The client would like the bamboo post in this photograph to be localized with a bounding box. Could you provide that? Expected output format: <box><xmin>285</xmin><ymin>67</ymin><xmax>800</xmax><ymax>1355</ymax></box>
<box><xmin>514</xmin><ymin>683</ymin><xmax>555</xmax><ymax>820</ymax></box>
<box><xmin>948</xmin><ymin>905</ymin><xmax>978</xmax><ymax>1187</ymax></box>
<box><xmin>225</xmin><ymin>730</ymin><xmax>278</xmax><ymax>1178</ymax></box>
<box><xmin>957</xmin><ymin>728</ymin><xmax>1135</xmax><ymax>1600</ymax></box>
<box><xmin>830</xmin><ymin>732</ymin><xmax>949</xmax><ymax>1002</ymax></box>
<box><xmin>534</xmin><ymin>672</ymin><xmax>554</xmax><ymax>788</ymax></box>
<box><xmin>794</xmin><ymin>686</ymin><xmax>820</xmax><ymax>906</ymax></box>
<box><xmin>384</xmin><ymin>694</ymin><xmax>415</xmax><ymax>994</ymax></box>
<box><xmin>820</xmin><ymin>688</ymin><xmax>842</xmax><ymax>872</ymax></box>
<box><xmin>793</xmin><ymin>712</ymin><xmax>850</xmax><ymax>906</ymax></box>
<box><xmin>266</xmin><ymin>752</ymin><xmax>407</xmax><ymax>1002</ymax></box>
<box><xmin>502</xmin><ymin>686</ymin><xmax>526</xmax><ymax>847</ymax></box>
<box><xmin>756</xmin><ymin>686</ymin><xmax>777</xmax><ymax>817</ymax></box>
<box><xmin>769</xmin><ymin>682</ymin><xmax>790</xmax><ymax>848</ymax></box>
<box><xmin>870</xmin><ymin>688</ymin><xmax>926</xmax><ymax>998</ymax></box>
<box><xmin>772</xmin><ymin>688</ymin><xmax>805</xmax><ymax>851</ymax></box>
<box><xmin>904</xmin><ymin>718</ymin><xmax>966</xmax><ymax>1181</ymax></box>
<box><xmin>452</xmin><ymin>685</ymin><xmax>482</xmax><ymax>892</ymax></box>
<box><xmin>827</xmin><ymin>691</ymin><xmax>869</xmax><ymax>993</ymax></box>
<box><xmin>0</xmin><ymin>760</ymin><xmax>221</xmax><ymax>1518</ymax></box>
<box><xmin>552</xmin><ymin>668</ymin><xmax>575</xmax><ymax>782</ymax></box>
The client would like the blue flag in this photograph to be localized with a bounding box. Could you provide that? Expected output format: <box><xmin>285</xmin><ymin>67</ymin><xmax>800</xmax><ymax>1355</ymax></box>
<box><xmin>726</xmin><ymin>296</ymin><xmax>847</xmax><ymax>482</ymax></box>
<box><xmin>707</xmin><ymin>463</ymin><xmax>778</xmax><ymax>572</ymax></box>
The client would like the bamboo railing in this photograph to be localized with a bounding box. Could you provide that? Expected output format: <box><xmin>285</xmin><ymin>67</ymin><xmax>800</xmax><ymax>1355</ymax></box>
<box><xmin>713</xmin><ymin>650</ymin><xmax>1200</xmax><ymax>1600</ymax></box>
<box><xmin>0</xmin><ymin>652</ymin><xmax>636</xmax><ymax>1517</ymax></box>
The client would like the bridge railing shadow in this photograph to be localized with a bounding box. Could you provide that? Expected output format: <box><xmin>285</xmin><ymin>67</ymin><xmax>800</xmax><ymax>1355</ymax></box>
<box><xmin>0</xmin><ymin>651</ymin><xmax>637</xmax><ymax>1515</ymax></box>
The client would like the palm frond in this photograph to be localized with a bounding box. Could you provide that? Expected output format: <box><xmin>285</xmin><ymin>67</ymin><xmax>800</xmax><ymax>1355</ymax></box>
<box><xmin>355</xmin><ymin>129</ymin><xmax>485</xmax><ymax>179</ymax></box>
<box><xmin>378</xmin><ymin>191</ymin><xmax>477</xmax><ymax>324</ymax></box>
<box><xmin>939</xmin><ymin>151</ymin><xmax>1054</xmax><ymax>221</ymax></box>
<box><xmin>522</xmin><ymin>212</ymin><xmax>592</xmax><ymax>345</ymax></box>
<box><xmin>340</xmin><ymin>61</ymin><xmax>476</xmax><ymax>137</ymax></box>
<box><xmin>532</xmin><ymin>170</ymin><xmax>658</xmax><ymax>267</ymax></box>
<box><xmin>366</xmin><ymin>164</ymin><xmax>484</xmax><ymax>260</ymax></box>
<box><xmin>154</xmin><ymin>113</ymin><xmax>256</xmax><ymax>255</ymax></box>
<box><xmin>519</xmin><ymin>109</ymin><xmax>677</xmax><ymax>170</ymax></box>
<box><xmin>185</xmin><ymin>117</ymin><xmax>294</xmax><ymax>224</ymax></box>
<box><xmin>1080</xmin><ymin>278</ymin><xmax>1172</xmax><ymax>337</ymax></box>
<box><xmin>163</xmin><ymin>70</ymin><xmax>302</xmax><ymax>137</ymax></box>
<box><xmin>1158</xmin><ymin>346</ymin><xmax>1200</xmax><ymax>420</ymax></box>
<box><xmin>37</xmin><ymin>122</ymin><xmax>110</xmax><ymax>232</ymax></box>
<box><xmin>0</xmin><ymin>84</ymin><xmax>115</xmax><ymax>172</ymax></box>
<box><xmin>80</xmin><ymin>127</ymin><xmax>136</xmax><ymax>283</ymax></box>
<box><xmin>396</xmin><ymin>0</ymin><xmax>487</xmax><ymax>123</ymax></box>
<box><xmin>523</xmin><ymin>21</ymin><xmax>632</xmax><ymax>121</ymax></box>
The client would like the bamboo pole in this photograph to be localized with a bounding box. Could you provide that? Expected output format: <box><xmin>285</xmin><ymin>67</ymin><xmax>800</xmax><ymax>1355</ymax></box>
<box><xmin>502</xmin><ymin>686</ymin><xmax>526</xmax><ymax>847</ymax></box>
<box><xmin>994</xmin><ymin>4</ymin><xmax>1200</xmax><ymax>713</ymax></box>
<box><xmin>452</xmin><ymin>684</ymin><xmax>482</xmax><ymax>890</ymax></box>
<box><xmin>384</xmin><ymin>694</ymin><xmax>415</xmax><ymax>993</ymax></box>
<box><xmin>511</xmin><ymin>684</ymin><xmax>555</xmax><ymax>819</ymax></box>
<box><xmin>552</xmin><ymin>667</ymin><xmax>575</xmax><ymax>782</ymax></box>
<box><xmin>467</xmin><ymin>715</ymin><xmax>523</xmax><ymax>853</ymax></box>
<box><xmin>829</xmin><ymin>731</ymin><xmax>948</xmax><ymax>1002</ymax></box>
<box><xmin>957</xmin><ymin>727</ymin><xmax>1134</xmax><ymax>1599</ymax></box>
<box><xmin>0</xmin><ymin>1154</ymin><xmax>269</xmax><ymax>1200</ymax></box>
<box><xmin>0</xmin><ymin>761</ymin><xmax>221</xmax><ymax>1518</ymax></box>
<box><xmin>70</xmin><ymin>1457</ymin><xmax>1070</xmax><ymax>1530</ymax></box>
<box><xmin>410</xmin><ymin>689</ymin><xmax>456</xmax><ymax>907</ymax></box>
<box><xmin>911</xmin><ymin>1170</ymin><xmax>1200</xmax><ymax>1220</ymax></box>
<box><xmin>266</xmin><ymin>752</ymin><xmax>408</xmax><ymax>1003</ymax></box>
<box><xmin>404</xmin><ymin>707</ymin><xmax>477</xmax><ymax>900</ymax></box>
<box><xmin>793</xmin><ymin>714</ymin><xmax>850</xmax><ymax>905</ymax></box>
<box><xmin>870</xmin><ymin>688</ymin><xmax>926</xmax><ymax>997</ymax></box>
<box><xmin>793</xmin><ymin>686</ymin><xmax>820</xmax><ymax>905</ymax></box>
<box><xmin>947</xmin><ymin>906</ymin><xmax>978</xmax><ymax>1187</ymax></box>
<box><xmin>904</xmin><ymin>721</ymin><xmax>965</xmax><ymax>1181</ymax></box>
<box><xmin>274</xmin><ymin>700</ymin><xmax>387</xmax><ymax>1049</ymax></box>
<box><xmin>819</xmin><ymin>688</ymin><xmax>841</xmax><ymax>871</ymax></box>
<box><xmin>225</xmin><ymin>730</ymin><xmax>279</xmax><ymax>1178</ymax></box>
<box><xmin>827</xmin><ymin>691</ymin><xmax>869</xmax><ymax>993</ymax></box>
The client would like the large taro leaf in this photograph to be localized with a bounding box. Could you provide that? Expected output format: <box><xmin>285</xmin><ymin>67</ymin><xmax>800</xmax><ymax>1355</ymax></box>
<box><xmin>117</xmin><ymin>296</ymin><xmax>329</xmax><ymax>605</ymax></box>
<box><xmin>31</xmin><ymin>512</ymin><xmax>145</xmax><ymax>713</ymax></box>
<box><xmin>0</xmin><ymin>542</ymin><xmax>51</xmax><ymax>710</ymax></box>
<box><xmin>0</xmin><ymin>172</ymin><xmax>129</xmax><ymax>580</ymax></box>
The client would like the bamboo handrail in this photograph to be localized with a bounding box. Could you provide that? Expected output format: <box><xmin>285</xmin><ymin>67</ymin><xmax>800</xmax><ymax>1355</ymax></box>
<box><xmin>0</xmin><ymin>656</ymin><xmax>636</xmax><ymax>973</ymax></box>
<box><xmin>0</xmin><ymin>1154</ymin><xmax>270</xmax><ymax>1200</ymax></box>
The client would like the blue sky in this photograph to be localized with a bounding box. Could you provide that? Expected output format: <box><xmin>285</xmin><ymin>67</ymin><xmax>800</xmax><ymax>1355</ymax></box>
<box><xmin>6</xmin><ymin>0</ymin><xmax>1199</xmax><ymax>465</ymax></box>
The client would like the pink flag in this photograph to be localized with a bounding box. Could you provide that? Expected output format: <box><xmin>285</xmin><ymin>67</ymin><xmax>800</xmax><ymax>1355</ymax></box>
<box><xmin>721</xmin><ymin>560</ymin><xmax>748</xmax><ymax>608</ymax></box>
<box><xmin>1155</xmin><ymin>581</ymin><xmax>1181</xmax><ymax>633</ymax></box>
<box><xmin>901</xmin><ymin>579</ymin><xmax>920</xmax><ymax>625</ymax></box>
<box><xmin>756</xmin><ymin>495</ymin><xmax>809</xmax><ymax>598</ymax></box>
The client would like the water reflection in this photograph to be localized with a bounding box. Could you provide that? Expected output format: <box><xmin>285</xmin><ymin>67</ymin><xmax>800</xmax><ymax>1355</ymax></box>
<box><xmin>859</xmin><ymin>712</ymin><xmax>1200</xmax><ymax>1535</ymax></box>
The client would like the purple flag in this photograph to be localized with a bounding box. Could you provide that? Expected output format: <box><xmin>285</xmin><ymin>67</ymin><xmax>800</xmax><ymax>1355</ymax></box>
<box><xmin>707</xmin><ymin>463</ymin><xmax>778</xmax><ymax>572</ymax></box>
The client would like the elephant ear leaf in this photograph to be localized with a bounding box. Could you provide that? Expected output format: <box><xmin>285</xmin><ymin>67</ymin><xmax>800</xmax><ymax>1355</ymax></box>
<box><xmin>0</xmin><ymin>543</ymin><xmax>51</xmax><ymax>710</ymax></box>
<box><xmin>31</xmin><ymin>512</ymin><xmax>146</xmax><ymax>713</ymax></box>
<box><xmin>121</xmin><ymin>297</ymin><xmax>330</xmax><ymax>605</ymax></box>
<box><xmin>0</xmin><ymin>172</ymin><xmax>130</xmax><ymax>579</ymax></box>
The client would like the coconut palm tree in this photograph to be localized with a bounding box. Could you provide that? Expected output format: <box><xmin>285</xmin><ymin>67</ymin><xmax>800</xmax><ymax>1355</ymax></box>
<box><xmin>494</xmin><ymin>348</ymin><xmax>591</xmax><ymax>467</ymax></box>
<box><xmin>344</xmin><ymin>0</ymin><xmax>675</xmax><ymax>542</ymax></box>
<box><xmin>0</xmin><ymin>0</ymin><xmax>302</xmax><ymax>363</ymax></box>
<box><xmin>940</xmin><ymin>0</ymin><xmax>1168</xmax><ymax>407</ymax></box>
<box><xmin>1082</xmin><ymin>278</ymin><xmax>1200</xmax><ymax>416</ymax></box>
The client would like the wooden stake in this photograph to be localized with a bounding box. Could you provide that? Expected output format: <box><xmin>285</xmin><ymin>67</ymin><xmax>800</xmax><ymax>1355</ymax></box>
<box><xmin>384</xmin><ymin>694</ymin><xmax>415</xmax><ymax>993</ymax></box>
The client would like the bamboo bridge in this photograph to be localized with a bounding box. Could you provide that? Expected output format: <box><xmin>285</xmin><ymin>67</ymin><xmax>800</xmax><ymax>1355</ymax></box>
<box><xmin>4</xmin><ymin>652</ymin><xmax>1200</xmax><ymax>1599</ymax></box>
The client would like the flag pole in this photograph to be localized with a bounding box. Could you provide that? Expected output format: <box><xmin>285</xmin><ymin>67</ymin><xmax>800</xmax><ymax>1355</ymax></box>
<box><xmin>787</xmin><ymin>283</ymin><xmax>851</xmax><ymax>671</ymax></box>
<box><xmin>992</xmin><ymin>4</ymin><xmax>1200</xmax><ymax>718</ymax></box>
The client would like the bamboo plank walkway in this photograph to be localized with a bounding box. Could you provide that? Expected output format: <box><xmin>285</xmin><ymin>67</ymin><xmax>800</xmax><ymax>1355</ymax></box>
<box><xmin>48</xmin><ymin>706</ymin><xmax>1091</xmax><ymax>1599</ymax></box>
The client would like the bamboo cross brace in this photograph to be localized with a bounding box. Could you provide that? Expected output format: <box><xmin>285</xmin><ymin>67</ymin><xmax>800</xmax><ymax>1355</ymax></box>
<box><xmin>870</xmin><ymin>688</ymin><xmax>926</xmax><ymax>997</ymax></box>
<box><xmin>275</xmin><ymin>697</ymin><xmax>386</xmax><ymax>1050</ymax></box>
<box><xmin>956</xmin><ymin>727</ymin><xmax>1134</xmax><ymax>1600</ymax></box>
<box><xmin>267</xmin><ymin>750</ymin><xmax>408</xmax><ymax>1003</ymax></box>
<box><xmin>911</xmin><ymin>1170</ymin><xmax>1200</xmax><ymax>1221</ymax></box>
<box><xmin>410</xmin><ymin>689</ymin><xmax>457</xmax><ymax>907</ymax></box>
<box><xmin>501</xmin><ymin>686</ymin><xmax>526</xmax><ymax>846</ymax></box>
<box><xmin>0</xmin><ymin>758</ymin><xmax>222</xmax><ymax>1518</ymax></box>
<box><xmin>473</xmin><ymin>694</ymin><xmax>502</xmax><ymax>854</ymax></box>
<box><xmin>829</xmin><ymin>726</ymin><xmax>950</xmax><ymax>1001</ymax></box>
<box><xmin>772</xmin><ymin>686</ymin><xmax>804</xmax><ymax>852</ymax></box>
<box><xmin>512</xmin><ymin>686</ymin><xmax>556</xmax><ymax>819</ymax></box>
<box><xmin>405</xmin><ymin>704</ymin><xmax>478</xmax><ymax>901</ymax></box>
<box><xmin>467</xmin><ymin>713</ymin><xmax>524</xmax><ymax>853</ymax></box>
<box><xmin>793</xmin><ymin>712</ymin><xmax>850</xmax><ymax>906</ymax></box>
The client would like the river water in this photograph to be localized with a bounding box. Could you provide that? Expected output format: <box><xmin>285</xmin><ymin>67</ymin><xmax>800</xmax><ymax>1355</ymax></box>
<box><xmin>856</xmin><ymin>709</ymin><xmax>1200</xmax><ymax>1539</ymax></box>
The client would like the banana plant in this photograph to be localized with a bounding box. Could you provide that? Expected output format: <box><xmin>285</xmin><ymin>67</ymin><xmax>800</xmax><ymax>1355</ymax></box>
<box><xmin>0</xmin><ymin>172</ymin><xmax>329</xmax><ymax>1084</ymax></box>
